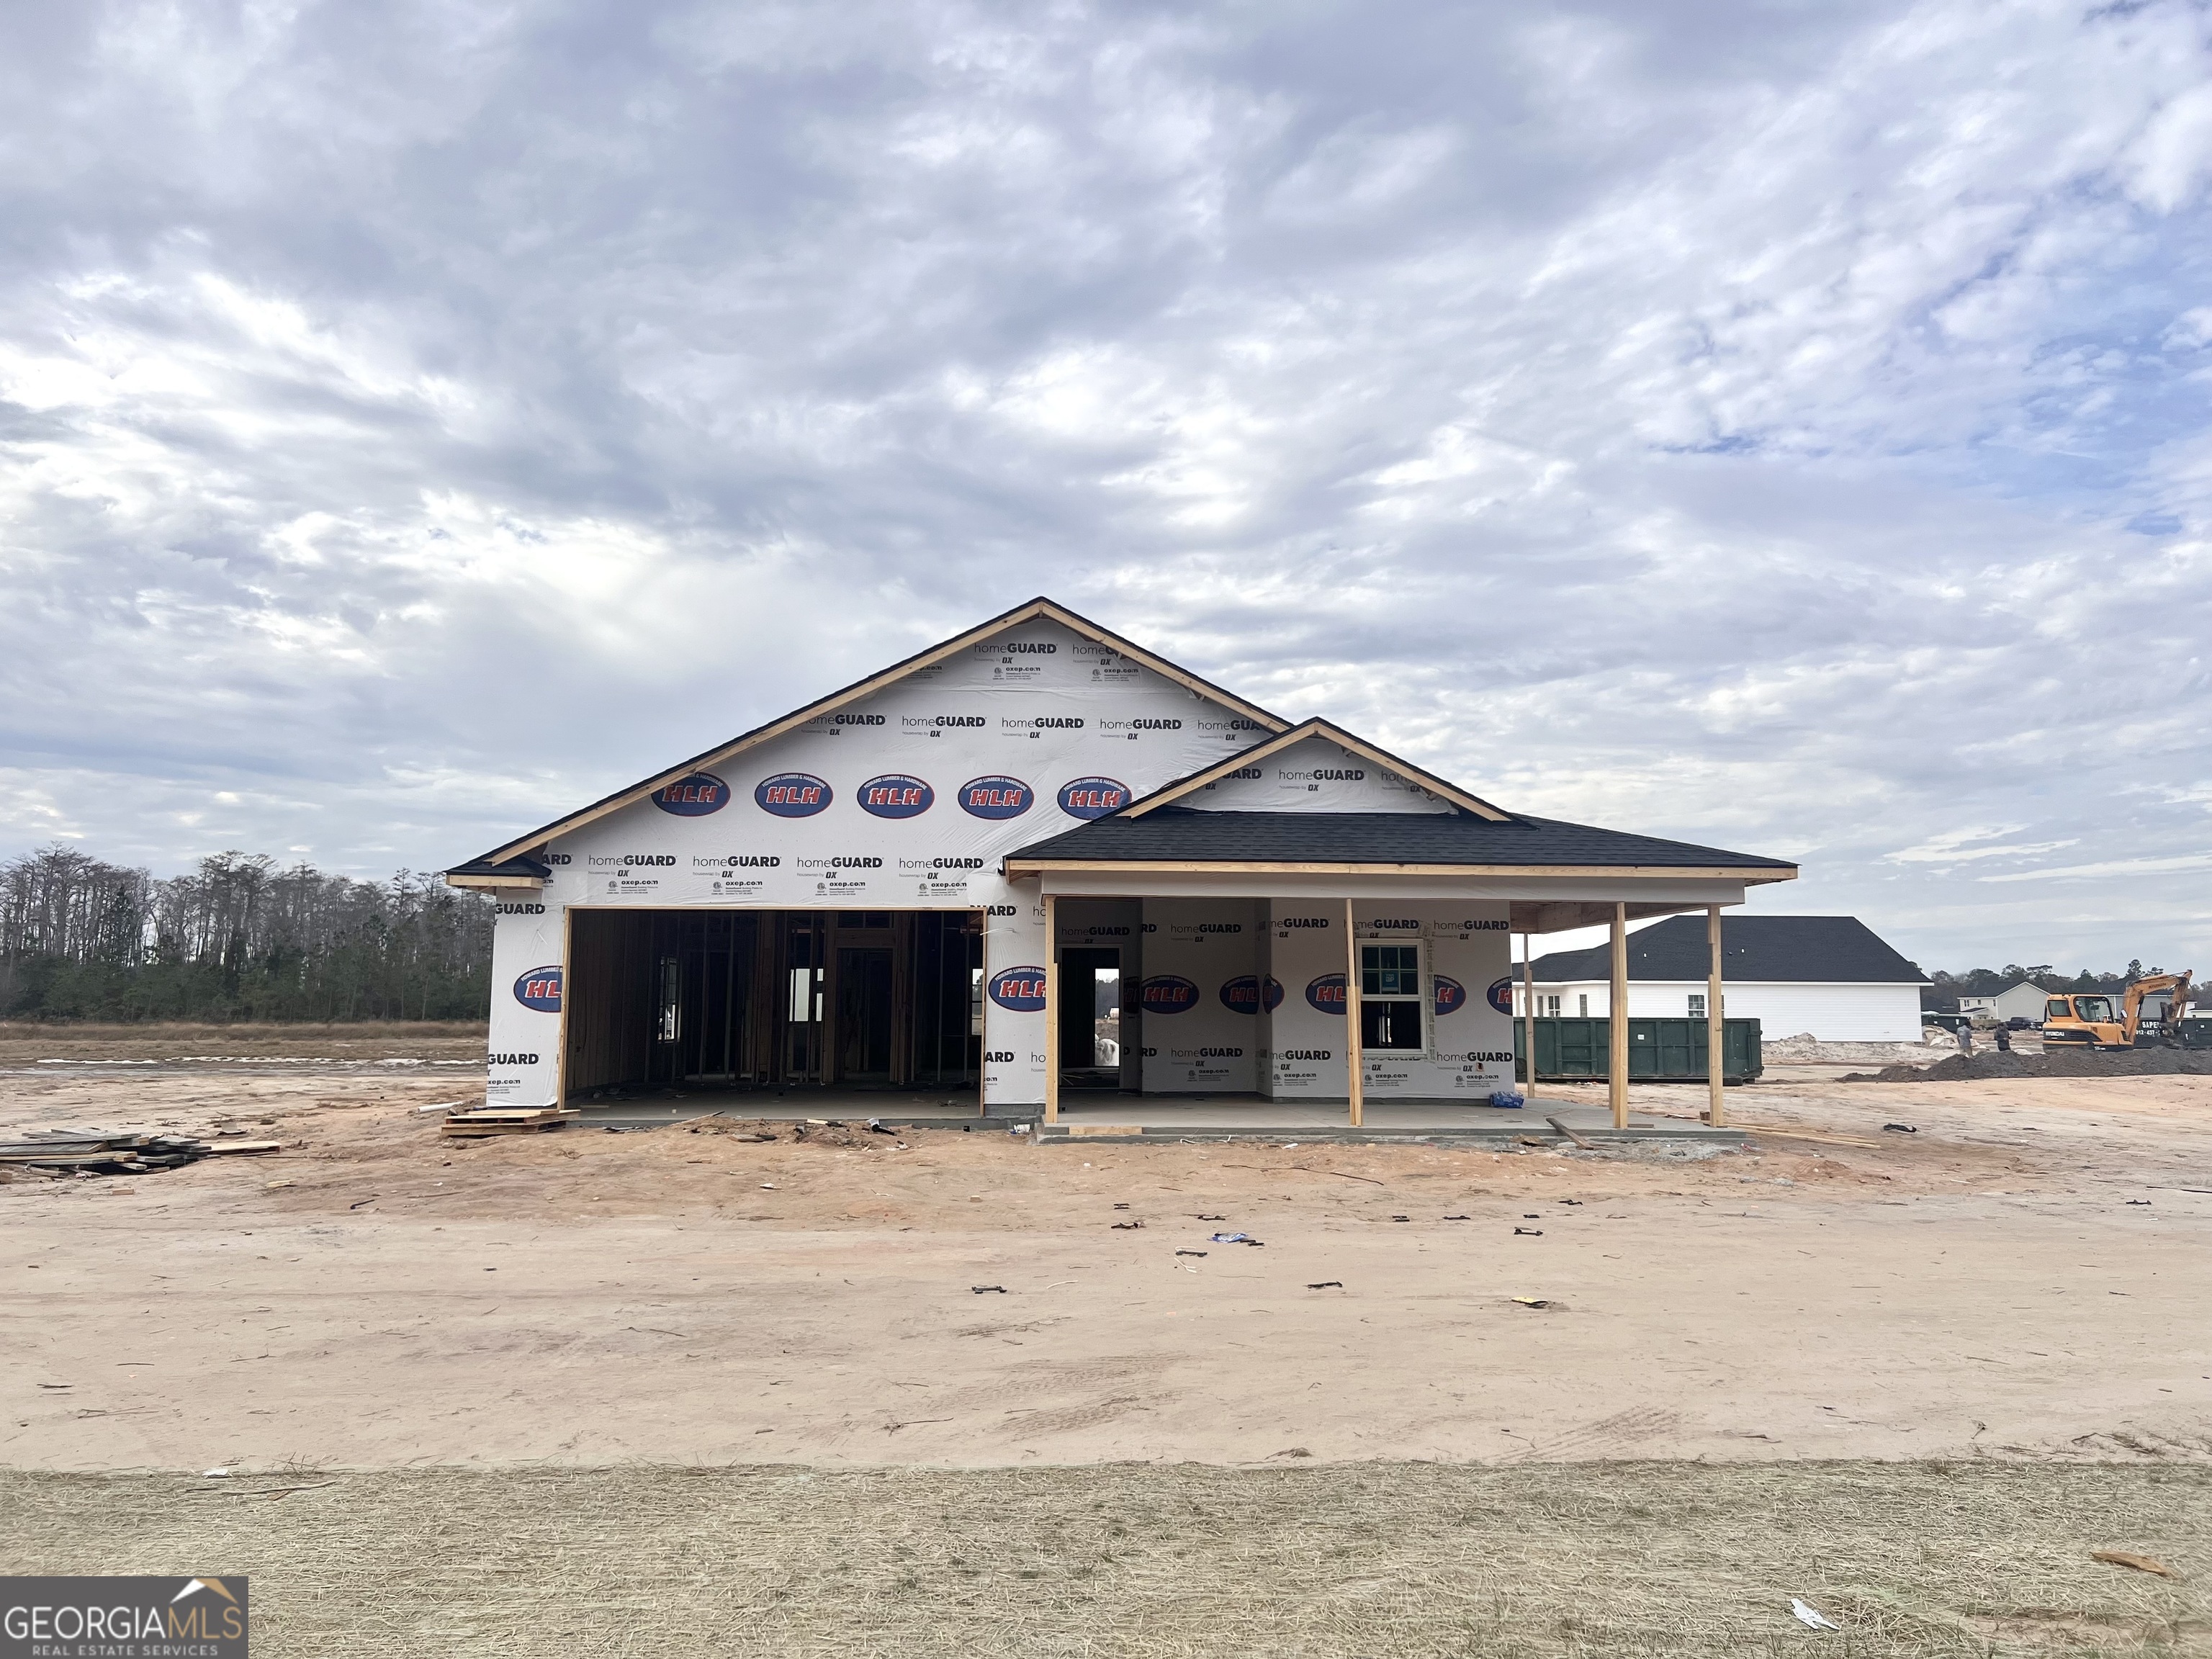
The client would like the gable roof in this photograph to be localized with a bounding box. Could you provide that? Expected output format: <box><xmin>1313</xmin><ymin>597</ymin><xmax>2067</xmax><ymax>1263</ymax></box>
<box><xmin>1005</xmin><ymin>809</ymin><xmax>1797</xmax><ymax>878</ymax></box>
<box><xmin>1527</xmin><ymin>914</ymin><xmax>1925</xmax><ymax>984</ymax></box>
<box><xmin>1118</xmin><ymin>718</ymin><xmax>1513</xmax><ymax>822</ymax></box>
<box><xmin>457</xmin><ymin>596</ymin><xmax>1292</xmax><ymax>871</ymax></box>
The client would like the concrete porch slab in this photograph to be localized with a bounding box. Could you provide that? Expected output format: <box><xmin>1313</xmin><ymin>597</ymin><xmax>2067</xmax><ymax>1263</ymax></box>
<box><xmin>567</xmin><ymin>1089</ymin><xmax>1740</xmax><ymax>1144</ymax></box>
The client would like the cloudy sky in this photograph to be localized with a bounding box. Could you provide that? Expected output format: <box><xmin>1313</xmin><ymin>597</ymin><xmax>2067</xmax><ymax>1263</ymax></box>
<box><xmin>4</xmin><ymin>0</ymin><xmax>2210</xmax><ymax>974</ymax></box>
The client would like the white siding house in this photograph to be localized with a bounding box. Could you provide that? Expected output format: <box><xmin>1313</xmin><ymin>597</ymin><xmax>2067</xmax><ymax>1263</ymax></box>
<box><xmin>1956</xmin><ymin>981</ymin><xmax>2050</xmax><ymax>1025</ymax></box>
<box><xmin>1521</xmin><ymin>915</ymin><xmax>1928</xmax><ymax>1043</ymax></box>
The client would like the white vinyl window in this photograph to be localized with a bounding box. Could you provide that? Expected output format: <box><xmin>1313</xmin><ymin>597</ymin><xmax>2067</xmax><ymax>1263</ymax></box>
<box><xmin>1687</xmin><ymin>993</ymin><xmax>1707</xmax><ymax>1019</ymax></box>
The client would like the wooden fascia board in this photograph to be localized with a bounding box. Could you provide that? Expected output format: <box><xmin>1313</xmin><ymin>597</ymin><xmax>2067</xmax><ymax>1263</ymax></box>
<box><xmin>1004</xmin><ymin>858</ymin><xmax>1799</xmax><ymax>881</ymax></box>
<box><xmin>1118</xmin><ymin>718</ymin><xmax>1510</xmax><ymax>822</ymax></box>
<box><xmin>476</xmin><ymin>597</ymin><xmax>1292</xmax><ymax>866</ymax></box>
<box><xmin>445</xmin><ymin>873</ymin><xmax>545</xmax><ymax>891</ymax></box>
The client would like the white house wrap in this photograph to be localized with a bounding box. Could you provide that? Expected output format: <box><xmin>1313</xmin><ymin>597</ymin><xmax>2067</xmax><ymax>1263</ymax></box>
<box><xmin>449</xmin><ymin>598</ymin><xmax>1797</xmax><ymax>1120</ymax></box>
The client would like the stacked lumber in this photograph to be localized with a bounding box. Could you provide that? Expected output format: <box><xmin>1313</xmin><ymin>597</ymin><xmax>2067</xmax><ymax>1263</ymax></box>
<box><xmin>0</xmin><ymin>1130</ymin><xmax>280</xmax><ymax>1178</ymax></box>
<box><xmin>441</xmin><ymin>1107</ymin><xmax>578</xmax><ymax>1138</ymax></box>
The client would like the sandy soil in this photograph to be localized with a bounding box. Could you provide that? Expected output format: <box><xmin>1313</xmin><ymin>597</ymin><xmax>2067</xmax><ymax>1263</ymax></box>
<box><xmin>4</xmin><ymin>1046</ymin><xmax>2208</xmax><ymax>1473</ymax></box>
<box><xmin>6</xmin><ymin>1464</ymin><xmax>2206</xmax><ymax>1657</ymax></box>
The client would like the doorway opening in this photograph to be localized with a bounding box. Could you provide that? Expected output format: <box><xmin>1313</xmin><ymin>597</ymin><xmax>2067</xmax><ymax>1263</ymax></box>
<box><xmin>1058</xmin><ymin>947</ymin><xmax>1125</xmax><ymax>1091</ymax></box>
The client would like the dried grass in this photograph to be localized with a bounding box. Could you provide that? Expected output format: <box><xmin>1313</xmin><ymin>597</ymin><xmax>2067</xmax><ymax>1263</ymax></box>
<box><xmin>4</xmin><ymin>1462</ymin><xmax>2206</xmax><ymax>1656</ymax></box>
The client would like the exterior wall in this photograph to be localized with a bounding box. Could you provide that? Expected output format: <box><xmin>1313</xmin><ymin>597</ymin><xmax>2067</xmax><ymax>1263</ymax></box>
<box><xmin>1521</xmin><ymin>979</ymin><xmax>1925</xmax><ymax>1043</ymax></box>
<box><xmin>1352</xmin><ymin>902</ymin><xmax>1514</xmax><ymax>1100</ymax></box>
<box><xmin>485</xmin><ymin>897</ymin><xmax>565</xmax><ymax>1106</ymax></box>
<box><xmin>1186</xmin><ymin>734</ymin><xmax>1454</xmax><ymax>813</ymax></box>
<box><xmin>1137</xmin><ymin>898</ymin><xmax>1264</xmax><ymax>1092</ymax></box>
<box><xmin>1262</xmin><ymin>901</ymin><xmax>1514</xmax><ymax>1100</ymax></box>
<box><xmin>1262</xmin><ymin>902</ymin><xmax>1346</xmax><ymax>1098</ymax></box>
<box><xmin>482</xmin><ymin>616</ymin><xmax>1274</xmax><ymax>1107</ymax></box>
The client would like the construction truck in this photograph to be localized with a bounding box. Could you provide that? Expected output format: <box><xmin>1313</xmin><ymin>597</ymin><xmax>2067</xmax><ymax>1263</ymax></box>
<box><xmin>2041</xmin><ymin>972</ymin><xmax>2194</xmax><ymax>1050</ymax></box>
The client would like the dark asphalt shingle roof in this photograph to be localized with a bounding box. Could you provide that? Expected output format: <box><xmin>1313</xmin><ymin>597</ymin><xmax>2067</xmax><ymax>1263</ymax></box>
<box><xmin>1528</xmin><ymin>914</ymin><xmax>1926</xmax><ymax>984</ymax></box>
<box><xmin>1005</xmin><ymin>809</ymin><xmax>1794</xmax><ymax>871</ymax></box>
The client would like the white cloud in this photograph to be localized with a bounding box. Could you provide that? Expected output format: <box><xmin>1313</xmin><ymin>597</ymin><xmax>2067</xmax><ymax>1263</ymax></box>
<box><xmin>0</xmin><ymin>0</ymin><xmax>2208</xmax><ymax>973</ymax></box>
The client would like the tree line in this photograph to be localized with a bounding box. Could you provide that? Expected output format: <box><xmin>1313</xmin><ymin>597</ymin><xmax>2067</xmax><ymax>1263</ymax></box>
<box><xmin>1920</xmin><ymin>961</ymin><xmax>2180</xmax><ymax>1013</ymax></box>
<box><xmin>0</xmin><ymin>845</ymin><xmax>493</xmax><ymax>1022</ymax></box>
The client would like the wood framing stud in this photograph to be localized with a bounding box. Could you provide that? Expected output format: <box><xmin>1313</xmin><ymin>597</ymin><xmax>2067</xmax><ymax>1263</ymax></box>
<box><xmin>1609</xmin><ymin>902</ymin><xmax>1629</xmax><ymax>1130</ymax></box>
<box><xmin>1344</xmin><ymin>899</ymin><xmax>1364</xmax><ymax>1128</ymax></box>
<box><xmin>1707</xmin><ymin>902</ymin><xmax>1725</xmax><ymax>1127</ymax></box>
<box><xmin>1521</xmin><ymin>930</ymin><xmax>1537</xmax><ymax>1097</ymax></box>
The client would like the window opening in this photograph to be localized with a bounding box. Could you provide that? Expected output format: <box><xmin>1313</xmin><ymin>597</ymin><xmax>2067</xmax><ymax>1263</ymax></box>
<box><xmin>1359</xmin><ymin>943</ymin><xmax>1424</xmax><ymax>1051</ymax></box>
<box><xmin>657</xmin><ymin>957</ymin><xmax>681</xmax><ymax>1044</ymax></box>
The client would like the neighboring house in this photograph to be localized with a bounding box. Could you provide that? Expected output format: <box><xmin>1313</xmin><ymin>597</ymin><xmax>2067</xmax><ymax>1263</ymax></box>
<box><xmin>1520</xmin><ymin>915</ymin><xmax>1928</xmax><ymax>1043</ymax></box>
<box><xmin>1956</xmin><ymin>981</ymin><xmax>2051</xmax><ymax>1026</ymax></box>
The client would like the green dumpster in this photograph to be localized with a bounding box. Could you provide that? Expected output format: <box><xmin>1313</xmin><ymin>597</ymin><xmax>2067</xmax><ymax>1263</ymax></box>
<box><xmin>1514</xmin><ymin>1017</ymin><xmax>1761</xmax><ymax>1084</ymax></box>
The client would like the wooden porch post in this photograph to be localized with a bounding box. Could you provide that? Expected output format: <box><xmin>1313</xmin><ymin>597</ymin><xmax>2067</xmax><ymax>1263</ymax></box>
<box><xmin>1707</xmin><ymin>903</ymin><xmax>1725</xmax><ymax>1126</ymax></box>
<box><xmin>1043</xmin><ymin>894</ymin><xmax>1059</xmax><ymax>1125</ymax></box>
<box><xmin>1519</xmin><ymin>925</ymin><xmax>1537</xmax><ymax>1097</ymax></box>
<box><xmin>1609</xmin><ymin>902</ymin><xmax>1629</xmax><ymax>1130</ymax></box>
<box><xmin>1344</xmin><ymin>899</ymin><xmax>1364</xmax><ymax>1128</ymax></box>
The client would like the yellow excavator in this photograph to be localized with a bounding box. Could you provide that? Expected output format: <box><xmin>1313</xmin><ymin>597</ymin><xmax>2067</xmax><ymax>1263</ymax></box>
<box><xmin>2041</xmin><ymin>972</ymin><xmax>2193</xmax><ymax>1050</ymax></box>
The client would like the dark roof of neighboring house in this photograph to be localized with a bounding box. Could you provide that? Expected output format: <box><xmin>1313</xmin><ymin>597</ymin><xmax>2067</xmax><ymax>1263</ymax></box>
<box><xmin>1005</xmin><ymin>809</ymin><xmax>1796</xmax><ymax>872</ymax></box>
<box><xmin>1527</xmin><ymin>914</ymin><xmax>1927</xmax><ymax>984</ymax></box>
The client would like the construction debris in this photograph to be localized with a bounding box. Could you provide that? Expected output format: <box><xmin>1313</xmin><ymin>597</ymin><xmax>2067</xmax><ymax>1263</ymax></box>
<box><xmin>441</xmin><ymin>1107</ymin><xmax>579</xmax><ymax>1138</ymax></box>
<box><xmin>1546</xmin><ymin>1115</ymin><xmax>1596</xmax><ymax>1151</ymax></box>
<box><xmin>0</xmin><ymin>1130</ymin><xmax>279</xmax><ymax>1179</ymax></box>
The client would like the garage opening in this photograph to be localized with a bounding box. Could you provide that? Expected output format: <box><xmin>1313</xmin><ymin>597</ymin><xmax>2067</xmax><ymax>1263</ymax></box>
<box><xmin>565</xmin><ymin>909</ymin><xmax>982</xmax><ymax>1098</ymax></box>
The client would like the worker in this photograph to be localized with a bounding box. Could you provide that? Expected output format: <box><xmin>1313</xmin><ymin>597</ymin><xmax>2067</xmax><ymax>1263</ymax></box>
<box><xmin>1956</xmin><ymin>1022</ymin><xmax>1974</xmax><ymax>1055</ymax></box>
<box><xmin>1992</xmin><ymin>1022</ymin><xmax>2012</xmax><ymax>1053</ymax></box>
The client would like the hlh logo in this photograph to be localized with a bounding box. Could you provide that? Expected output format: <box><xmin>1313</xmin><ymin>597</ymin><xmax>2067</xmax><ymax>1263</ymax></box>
<box><xmin>1056</xmin><ymin>776</ymin><xmax>1130</xmax><ymax>819</ymax></box>
<box><xmin>858</xmin><ymin>774</ymin><xmax>934</xmax><ymax>819</ymax></box>
<box><xmin>958</xmin><ymin>775</ymin><xmax>1034</xmax><ymax>819</ymax></box>
<box><xmin>651</xmin><ymin>772</ymin><xmax>730</xmax><ymax>816</ymax></box>
<box><xmin>1435</xmin><ymin>976</ymin><xmax>1469</xmax><ymax>1015</ymax></box>
<box><xmin>1218</xmin><ymin>975</ymin><xmax>1286</xmax><ymax>1015</ymax></box>
<box><xmin>1139</xmin><ymin>975</ymin><xmax>1200</xmax><ymax>1015</ymax></box>
<box><xmin>755</xmin><ymin>773</ymin><xmax>832</xmax><ymax>817</ymax></box>
<box><xmin>987</xmin><ymin>966</ymin><xmax>1048</xmax><ymax>1011</ymax></box>
<box><xmin>1306</xmin><ymin>973</ymin><xmax>1346</xmax><ymax>1014</ymax></box>
<box><xmin>514</xmin><ymin>966</ymin><xmax>562</xmax><ymax>1012</ymax></box>
<box><xmin>1485</xmin><ymin>976</ymin><xmax>1514</xmax><ymax>1015</ymax></box>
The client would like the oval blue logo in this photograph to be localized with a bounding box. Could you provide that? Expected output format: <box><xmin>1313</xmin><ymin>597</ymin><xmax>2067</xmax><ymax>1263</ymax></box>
<box><xmin>987</xmin><ymin>966</ymin><xmax>1048</xmax><ymax>1011</ymax></box>
<box><xmin>755</xmin><ymin>773</ymin><xmax>832</xmax><ymax>817</ymax></box>
<box><xmin>513</xmin><ymin>966</ymin><xmax>563</xmax><ymax>1012</ymax></box>
<box><xmin>652</xmin><ymin>772</ymin><xmax>729</xmax><ymax>816</ymax></box>
<box><xmin>858</xmin><ymin>773</ymin><xmax>934</xmax><ymax>819</ymax></box>
<box><xmin>958</xmin><ymin>775</ymin><xmax>1034</xmax><ymax>819</ymax></box>
<box><xmin>1220</xmin><ymin>974</ymin><xmax>1263</xmax><ymax>1015</ymax></box>
<box><xmin>1485</xmin><ymin>976</ymin><xmax>1513</xmax><ymax>1015</ymax></box>
<box><xmin>1057</xmin><ymin>776</ymin><xmax>1131</xmax><ymax>819</ymax></box>
<box><xmin>1306</xmin><ymin>973</ymin><xmax>1346</xmax><ymax>1015</ymax></box>
<box><xmin>1140</xmin><ymin>975</ymin><xmax>1200</xmax><ymax>1015</ymax></box>
<box><xmin>1436</xmin><ymin>975</ymin><xmax>1470</xmax><ymax>1016</ymax></box>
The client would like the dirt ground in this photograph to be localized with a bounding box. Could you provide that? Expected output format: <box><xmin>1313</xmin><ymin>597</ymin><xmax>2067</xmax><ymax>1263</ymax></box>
<box><xmin>4</xmin><ymin>1462</ymin><xmax>2206</xmax><ymax>1657</ymax></box>
<box><xmin>4</xmin><ymin>1037</ymin><xmax>2209</xmax><ymax>1473</ymax></box>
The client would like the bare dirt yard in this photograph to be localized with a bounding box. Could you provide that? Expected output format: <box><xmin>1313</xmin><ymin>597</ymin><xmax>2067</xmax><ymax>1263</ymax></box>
<box><xmin>4</xmin><ymin>1030</ymin><xmax>2208</xmax><ymax>1653</ymax></box>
